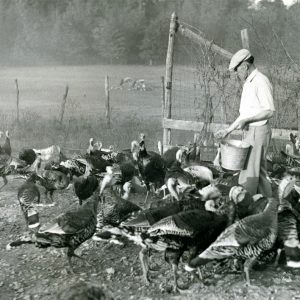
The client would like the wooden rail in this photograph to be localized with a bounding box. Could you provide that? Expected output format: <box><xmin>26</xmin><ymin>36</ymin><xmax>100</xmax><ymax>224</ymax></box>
<box><xmin>178</xmin><ymin>24</ymin><xmax>232</xmax><ymax>60</ymax></box>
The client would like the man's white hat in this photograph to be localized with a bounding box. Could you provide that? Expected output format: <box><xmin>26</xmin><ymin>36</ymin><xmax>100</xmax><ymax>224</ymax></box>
<box><xmin>228</xmin><ymin>49</ymin><xmax>252</xmax><ymax>71</ymax></box>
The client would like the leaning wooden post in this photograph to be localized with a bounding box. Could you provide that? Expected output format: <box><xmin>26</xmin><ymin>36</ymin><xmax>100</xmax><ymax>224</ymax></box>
<box><xmin>241</xmin><ymin>28</ymin><xmax>250</xmax><ymax>50</ymax></box>
<box><xmin>297</xmin><ymin>102</ymin><xmax>300</xmax><ymax>131</ymax></box>
<box><xmin>59</xmin><ymin>85</ymin><xmax>69</xmax><ymax>125</ymax></box>
<box><xmin>105</xmin><ymin>75</ymin><xmax>111</xmax><ymax>128</ymax></box>
<box><xmin>163</xmin><ymin>12</ymin><xmax>177</xmax><ymax>149</ymax></box>
<box><xmin>15</xmin><ymin>79</ymin><xmax>20</xmax><ymax>124</ymax></box>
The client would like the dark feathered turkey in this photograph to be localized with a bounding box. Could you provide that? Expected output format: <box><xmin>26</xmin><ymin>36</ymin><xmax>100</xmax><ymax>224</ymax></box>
<box><xmin>186</xmin><ymin>196</ymin><xmax>279</xmax><ymax>285</ymax></box>
<box><xmin>118</xmin><ymin>187</ymin><xmax>220</xmax><ymax>288</ymax></box>
<box><xmin>145</xmin><ymin>199</ymin><xmax>235</xmax><ymax>292</ymax></box>
<box><xmin>84</xmin><ymin>154</ymin><xmax>112</xmax><ymax>174</ymax></box>
<box><xmin>7</xmin><ymin>190</ymin><xmax>100</xmax><ymax>271</ymax></box>
<box><xmin>163</xmin><ymin>147</ymin><xmax>185</xmax><ymax>169</ymax></box>
<box><xmin>137</xmin><ymin>137</ymin><xmax>165</xmax><ymax>203</ymax></box>
<box><xmin>74</xmin><ymin>175</ymin><xmax>99</xmax><ymax>205</ymax></box>
<box><xmin>96</xmin><ymin>187</ymin><xmax>141</xmax><ymax>229</ymax></box>
<box><xmin>19</xmin><ymin>148</ymin><xmax>37</xmax><ymax>166</ymax></box>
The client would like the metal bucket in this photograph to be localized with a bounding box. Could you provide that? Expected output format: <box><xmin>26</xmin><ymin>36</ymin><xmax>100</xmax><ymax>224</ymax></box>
<box><xmin>220</xmin><ymin>139</ymin><xmax>251</xmax><ymax>171</ymax></box>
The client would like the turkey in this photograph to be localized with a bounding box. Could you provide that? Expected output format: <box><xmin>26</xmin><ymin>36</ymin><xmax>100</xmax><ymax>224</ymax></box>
<box><xmin>118</xmin><ymin>161</ymin><xmax>137</xmax><ymax>184</ymax></box>
<box><xmin>164</xmin><ymin>149</ymin><xmax>195</xmax><ymax>201</ymax></box>
<box><xmin>185</xmin><ymin>139</ymin><xmax>201</xmax><ymax>164</ymax></box>
<box><xmin>272</xmin><ymin>176</ymin><xmax>300</xmax><ymax>268</ymax></box>
<box><xmin>0</xmin><ymin>130</ymin><xmax>11</xmax><ymax>156</ymax></box>
<box><xmin>32</xmin><ymin>156</ymin><xmax>70</xmax><ymax>204</ymax></box>
<box><xmin>59</xmin><ymin>156</ymin><xmax>92</xmax><ymax>178</ymax></box>
<box><xmin>67</xmin><ymin>140</ymin><xmax>113</xmax><ymax>176</ymax></box>
<box><xmin>118</xmin><ymin>186</ymin><xmax>223</xmax><ymax>288</ymax></box>
<box><xmin>229</xmin><ymin>174</ymin><xmax>298</xmax><ymax>220</ymax></box>
<box><xmin>84</xmin><ymin>153</ymin><xmax>112</xmax><ymax>174</ymax></box>
<box><xmin>95</xmin><ymin>165</ymin><xmax>134</xmax><ymax>201</ymax></box>
<box><xmin>162</xmin><ymin>139</ymin><xmax>204</xmax><ymax>169</ymax></box>
<box><xmin>104</xmin><ymin>161</ymin><xmax>138</xmax><ymax>197</ymax></box>
<box><xmin>7</xmin><ymin>188</ymin><xmax>101</xmax><ymax>271</ymax></box>
<box><xmin>137</xmin><ymin>133</ymin><xmax>165</xmax><ymax>203</ymax></box>
<box><xmin>19</xmin><ymin>148</ymin><xmax>37</xmax><ymax>166</ymax></box>
<box><xmin>286</xmin><ymin>133</ymin><xmax>300</xmax><ymax>156</ymax></box>
<box><xmin>92</xmin><ymin>171</ymin><xmax>141</xmax><ymax>243</ymax></box>
<box><xmin>89</xmin><ymin>141</ymin><xmax>118</xmax><ymax>164</ymax></box>
<box><xmin>111</xmin><ymin>140</ymin><xmax>140</xmax><ymax>164</ymax></box>
<box><xmin>279</xmin><ymin>150</ymin><xmax>300</xmax><ymax>168</ymax></box>
<box><xmin>0</xmin><ymin>130</ymin><xmax>12</xmax><ymax>190</ymax></box>
<box><xmin>73</xmin><ymin>174</ymin><xmax>99</xmax><ymax>205</ymax></box>
<box><xmin>17</xmin><ymin>173</ymin><xmax>41</xmax><ymax>230</ymax></box>
<box><xmin>185</xmin><ymin>193</ymin><xmax>280</xmax><ymax>285</ymax></box>
<box><xmin>33</xmin><ymin>145</ymin><xmax>66</xmax><ymax>164</ymax></box>
<box><xmin>229</xmin><ymin>185</ymin><xmax>258</xmax><ymax>220</ymax></box>
<box><xmin>98</xmin><ymin>169</ymin><xmax>139</xmax><ymax>223</ymax></box>
<box><xmin>95</xmin><ymin>189</ymin><xmax>141</xmax><ymax>230</ymax></box>
<box><xmin>163</xmin><ymin>146</ymin><xmax>189</xmax><ymax>169</ymax></box>
<box><xmin>164</xmin><ymin>149</ymin><xmax>216</xmax><ymax>201</ymax></box>
<box><xmin>86</xmin><ymin>137</ymin><xmax>96</xmax><ymax>155</ymax></box>
<box><xmin>183</xmin><ymin>165</ymin><xmax>213</xmax><ymax>186</ymax></box>
<box><xmin>146</xmin><ymin>199</ymin><xmax>236</xmax><ymax>292</ymax></box>
<box><xmin>228</xmin><ymin>176</ymin><xmax>300</xmax><ymax>268</ymax></box>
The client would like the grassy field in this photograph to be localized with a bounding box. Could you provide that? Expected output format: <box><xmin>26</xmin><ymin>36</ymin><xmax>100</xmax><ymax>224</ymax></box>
<box><xmin>0</xmin><ymin>64</ymin><xmax>218</xmax><ymax>155</ymax></box>
<box><xmin>0</xmin><ymin>64</ymin><xmax>296</xmax><ymax>159</ymax></box>
<box><xmin>0</xmin><ymin>65</ymin><xmax>170</xmax><ymax>154</ymax></box>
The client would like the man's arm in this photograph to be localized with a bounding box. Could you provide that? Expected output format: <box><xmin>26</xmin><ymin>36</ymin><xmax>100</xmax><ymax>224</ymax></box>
<box><xmin>239</xmin><ymin>109</ymin><xmax>274</xmax><ymax>127</ymax></box>
<box><xmin>214</xmin><ymin>118</ymin><xmax>240</xmax><ymax>139</ymax></box>
<box><xmin>215</xmin><ymin>109</ymin><xmax>273</xmax><ymax>139</ymax></box>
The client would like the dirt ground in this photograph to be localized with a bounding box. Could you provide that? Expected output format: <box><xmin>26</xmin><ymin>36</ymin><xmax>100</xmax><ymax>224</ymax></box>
<box><xmin>1</xmin><ymin>176</ymin><xmax>300</xmax><ymax>300</ymax></box>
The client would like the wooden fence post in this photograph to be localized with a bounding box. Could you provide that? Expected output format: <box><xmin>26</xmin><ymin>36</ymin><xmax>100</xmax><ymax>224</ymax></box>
<box><xmin>105</xmin><ymin>75</ymin><xmax>111</xmax><ymax>128</ymax></box>
<box><xmin>297</xmin><ymin>105</ymin><xmax>300</xmax><ymax>131</ymax></box>
<box><xmin>241</xmin><ymin>28</ymin><xmax>250</xmax><ymax>50</ymax></box>
<box><xmin>163</xmin><ymin>12</ymin><xmax>178</xmax><ymax>149</ymax></box>
<box><xmin>161</xmin><ymin>75</ymin><xmax>165</xmax><ymax>122</ymax></box>
<box><xmin>161</xmin><ymin>76</ymin><xmax>165</xmax><ymax>153</ymax></box>
<box><xmin>15</xmin><ymin>79</ymin><xmax>20</xmax><ymax>125</ymax></box>
<box><xmin>59</xmin><ymin>85</ymin><xmax>69</xmax><ymax>125</ymax></box>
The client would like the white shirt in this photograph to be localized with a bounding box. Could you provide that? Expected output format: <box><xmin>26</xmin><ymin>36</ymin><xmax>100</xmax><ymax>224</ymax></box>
<box><xmin>239</xmin><ymin>69</ymin><xmax>275</xmax><ymax>127</ymax></box>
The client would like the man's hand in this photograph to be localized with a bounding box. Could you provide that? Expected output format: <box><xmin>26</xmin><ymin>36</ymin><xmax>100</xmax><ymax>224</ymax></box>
<box><xmin>214</xmin><ymin>129</ymin><xmax>229</xmax><ymax>140</ymax></box>
<box><xmin>236</xmin><ymin>119</ymin><xmax>248</xmax><ymax>130</ymax></box>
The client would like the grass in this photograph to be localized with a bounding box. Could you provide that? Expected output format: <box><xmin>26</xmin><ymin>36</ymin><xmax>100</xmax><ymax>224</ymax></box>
<box><xmin>0</xmin><ymin>64</ymin><xmax>297</xmax><ymax>158</ymax></box>
<box><xmin>0</xmin><ymin>65</ymin><xmax>172</xmax><ymax>155</ymax></box>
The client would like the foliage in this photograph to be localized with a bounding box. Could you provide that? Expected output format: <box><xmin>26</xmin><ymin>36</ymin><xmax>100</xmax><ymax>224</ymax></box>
<box><xmin>0</xmin><ymin>0</ymin><xmax>300</xmax><ymax>65</ymax></box>
<box><xmin>139</xmin><ymin>16</ymin><xmax>169</xmax><ymax>65</ymax></box>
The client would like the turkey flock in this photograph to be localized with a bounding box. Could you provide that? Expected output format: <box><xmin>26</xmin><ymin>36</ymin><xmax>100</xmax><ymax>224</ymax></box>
<box><xmin>3</xmin><ymin>130</ymin><xmax>300</xmax><ymax>296</ymax></box>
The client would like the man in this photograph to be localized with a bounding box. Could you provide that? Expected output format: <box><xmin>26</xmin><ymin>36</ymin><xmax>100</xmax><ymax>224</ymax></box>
<box><xmin>215</xmin><ymin>49</ymin><xmax>275</xmax><ymax>197</ymax></box>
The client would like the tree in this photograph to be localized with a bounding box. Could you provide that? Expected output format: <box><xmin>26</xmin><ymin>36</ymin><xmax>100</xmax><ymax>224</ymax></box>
<box><xmin>139</xmin><ymin>16</ymin><xmax>169</xmax><ymax>64</ymax></box>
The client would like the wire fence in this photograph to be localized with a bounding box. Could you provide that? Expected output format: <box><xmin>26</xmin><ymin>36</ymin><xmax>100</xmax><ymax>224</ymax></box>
<box><xmin>169</xmin><ymin>18</ymin><xmax>300</xmax><ymax>154</ymax></box>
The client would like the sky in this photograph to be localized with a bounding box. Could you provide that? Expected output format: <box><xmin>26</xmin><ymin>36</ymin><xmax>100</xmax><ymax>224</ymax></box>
<box><xmin>279</xmin><ymin>0</ymin><xmax>298</xmax><ymax>6</ymax></box>
<box><xmin>251</xmin><ymin>0</ymin><xmax>298</xmax><ymax>8</ymax></box>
